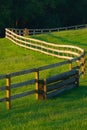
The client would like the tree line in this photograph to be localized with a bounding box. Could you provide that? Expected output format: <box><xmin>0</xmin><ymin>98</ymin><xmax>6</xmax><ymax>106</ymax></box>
<box><xmin>0</xmin><ymin>0</ymin><xmax>87</xmax><ymax>37</ymax></box>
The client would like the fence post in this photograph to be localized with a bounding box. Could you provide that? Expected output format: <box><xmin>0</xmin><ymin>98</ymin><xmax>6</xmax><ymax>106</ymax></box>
<box><xmin>35</xmin><ymin>68</ymin><xmax>47</xmax><ymax>100</ymax></box>
<box><xmin>6</xmin><ymin>74</ymin><xmax>11</xmax><ymax>110</ymax></box>
<box><xmin>33</xmin><ymin>30</ymin><xmax>35</xmax><ymax>35</ymax></box>
<box><xmin>69</xmin><ymin>61</ymin><xmax>72</xmax><ymax>70</ymax></box>
<box><xmin>41</xmin><ymin>30</ymin><xmax>43</xmax><ymax>34</ymax></box>
<box><xmin>43</xmin><ymin>79</ymin><xmax>47</xmax><ymax>99</ymax></box>
<box><xmin>38</xmin><ymin>80</ymin><xmax>46</xmax><ymax>100</ymax></box>
<box><xmin>23</xmin><ymin>28</ymin><xmax>29</xmax><ymax>36</ymax></box>
<box><xmin>35</xmin><ymin>69</ymin><xmax>39</xmax><ymax>100</ymax></box>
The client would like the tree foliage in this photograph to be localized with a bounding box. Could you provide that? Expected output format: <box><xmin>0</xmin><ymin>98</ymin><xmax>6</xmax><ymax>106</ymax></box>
<box><xmin>0</xmin><ymin>0</ymin><xmax>87</xmax><ymax>36</ymax></box>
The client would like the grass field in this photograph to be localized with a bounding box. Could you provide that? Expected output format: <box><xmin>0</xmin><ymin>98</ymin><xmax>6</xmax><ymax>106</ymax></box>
<box><xmin>0</xmin><ymin>28</ymin><xmax>87</xmax><ymax>130</ymax></box>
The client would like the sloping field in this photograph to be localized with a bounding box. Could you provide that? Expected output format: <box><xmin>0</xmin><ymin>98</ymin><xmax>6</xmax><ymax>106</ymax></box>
<box><xmin>0</xmin><ymin>28</ymin><xmax>87</xmax><ymax>130</ymax></box>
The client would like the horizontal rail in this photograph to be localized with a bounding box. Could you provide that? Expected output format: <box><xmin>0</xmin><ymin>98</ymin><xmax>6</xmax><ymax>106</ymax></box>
<box><xmin>46</xmin><ymin>69</ymin><xmax>77</xmax><ymax>84</ymax></box>
<box><xmin>10</xmin><ymin>68</ymin><xmax>36</xmax><ymax>77</ymax></box>
<box><xmin>11</xmin><ymin>90</ymin><xmax>36</xmax><ymax>100</ymax></box>
<box><xmin>0</xmin><ymin>97</ymin><xmax>6</xmax><ymax>102</ymax></box>
<box><xmin>39</xmin><ymin>60</ymin><xmax>69</xmax><ymax>71</ymax></box>
<box><xmin>8</xmin><ymin>24</ymin><xmax>87</xmax><ymax>35</ymax></box>
<box><xmin>11</xmin><ymin>79</ymin><xmax>36</xmax><ymax>89</ymax></box>
<box><xmin>47</xmin><ymin>84</ymin><xmax>76</xmax><ymax>98</ymax></box>
<box><xmin>5</xmin><ymin>28</ymin><xmax>84</xmax><ymax>52</ymax></box>
<box><xmin>0</xmin><ymin>74</ymin><xmax>6</xmax><ymax>79</ymax></box>
<box><xmin>47</xmin><ymin>76</ymin><xmax>76</xmax><ymax>92</ymax></box>
<box><xmin>5</xmin><ymin>28</ymin><xmax>85</xmax><ymax>65</ymax></box>
<box><xmin>72</xmin><ymin>66</ymin><xmax>79</xmax><ymax>70</ymax></box>
<box><xmin>0</xmin><ymin>86</ymin><xmax>6</xmax><ymax>91</ymax></box>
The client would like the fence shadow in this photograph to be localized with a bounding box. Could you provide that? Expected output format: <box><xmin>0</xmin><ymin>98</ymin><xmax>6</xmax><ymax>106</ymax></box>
<box><xmin>52</xmin><ymin>85</ymin><xmax>87</xmax><ymax>101</ymax></box>
<box><xmin>47</xmin><ymin>33</ymin><xmax>87</xmax><ymax>48</ymax></box>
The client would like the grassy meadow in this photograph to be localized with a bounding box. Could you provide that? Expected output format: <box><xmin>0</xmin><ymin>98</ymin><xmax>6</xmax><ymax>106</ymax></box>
<box><xmin>0</xmin><ymin>28</ymin><xmax>87</xmax><ymax>130</ymax></box>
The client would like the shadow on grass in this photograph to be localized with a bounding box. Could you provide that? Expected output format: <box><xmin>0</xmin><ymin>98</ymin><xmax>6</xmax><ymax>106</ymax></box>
<box><xmin>48</xmin><ymin>33</ymin><xmax>87</xmax><ymax>47</ymax></box>
<box><xmin>52</xmin><ymin>85</ymin><xmax>87</xmax><ymax>101</ymax></box>
<box><xmin>12</xmin><ymin>85</ymin><xmax>87</xmax><ymax>111</ymax></box>
<box><xmin>0</xmin><ymin>85</ymin><xmax>87</xmax><ymax>122</ymax></box>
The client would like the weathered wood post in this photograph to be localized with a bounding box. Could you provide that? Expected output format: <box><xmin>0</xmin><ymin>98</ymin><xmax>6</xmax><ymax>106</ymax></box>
<box><xmin>35</xmin><ymin>68</ymin><xmax>39</xmax><ymax>100</ymax></box>
<box><xmin>23</xmin><ymin>28</ymin><xmax>29</xmax><ymax>36</ymax></box>
<box><xmin>69</xmin><ymin>60</ymin><xmax>72</xmax><ymax>71</ymax></box>
<box><xmin>6</xmin><ymin>74</ymin><xmax>11</xmax><ymax>110</ymax></box>
<box><xmin>38</xmin><ymin>80</ymin><xmax>46</xmax><ymax>100</ymax></box>
<box><xmin>35</xmin><ymin>68</ymin><xmax>46</xmax><ymax>100</ymax></box>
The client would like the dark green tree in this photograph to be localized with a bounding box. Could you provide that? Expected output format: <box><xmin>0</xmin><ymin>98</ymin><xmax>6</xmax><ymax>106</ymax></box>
<box><xmin>0</xmin><ymin>0</ymin><xmax>12</xmax><ymax>36</ymax></box>
<box><xmin>0</xmin><ymin>0</ymin><xmax>87</xmax><ymax>37</ymax></box>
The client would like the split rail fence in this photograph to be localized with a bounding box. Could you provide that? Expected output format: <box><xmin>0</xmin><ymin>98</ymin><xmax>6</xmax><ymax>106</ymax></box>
<box><xmin>0</xmin><ymin>28</ymin><xmax>85</xmax><ymax>110</ymax></box>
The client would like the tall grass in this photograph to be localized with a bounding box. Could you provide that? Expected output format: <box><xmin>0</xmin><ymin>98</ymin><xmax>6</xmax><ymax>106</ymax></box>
<box><xmin>0</xmin><ymin>28</ymin><xmax>87</xmax><ymax>130</ymax></box>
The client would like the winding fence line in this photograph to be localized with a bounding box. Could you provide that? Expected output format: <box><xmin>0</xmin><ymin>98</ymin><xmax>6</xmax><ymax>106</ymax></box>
<box><xmin>0</xmin><ymin>28</ymin><xmax>85</xmax><ymax>110</ymax></box>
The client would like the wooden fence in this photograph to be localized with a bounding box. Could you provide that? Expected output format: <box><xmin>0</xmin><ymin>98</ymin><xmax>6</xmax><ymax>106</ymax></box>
<box><xmin>0</xmin><ymin>61</ymin><xmax>80</xmax><ymax>110</ymax></box>
<box><xmin>8</xmin><ymin>24</ymin><xmax>87</xmax><ymax>36</ymax></box>
<box><xmin>0</xmin><ymin>28</ymin><xmax>85</xmax><ymax>110</ymax></box>
<box><xmin>0</xmin><ymin>68</ymin><xmax>36</xmax><ymax>109</ymax></box>
<box><xmin>5</xmin><ymin>28</ymin><xmax>85</xmax><ymax>60</ymax></box>
<box><xmin>38</xmin><ymin>69</ymin><xmax>79</xmax><ymax>99</ymax></box>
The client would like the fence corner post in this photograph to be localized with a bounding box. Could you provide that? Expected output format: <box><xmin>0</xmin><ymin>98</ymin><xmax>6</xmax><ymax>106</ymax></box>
<box><xmin>6</xmin><ymin>74</ymin><xmax>11</xmax><ymax>110</ymax></box>
<box><xmin>38</xmin><ymin>80</ymin><xmax>46</xmax><ymax>100</ymax></box>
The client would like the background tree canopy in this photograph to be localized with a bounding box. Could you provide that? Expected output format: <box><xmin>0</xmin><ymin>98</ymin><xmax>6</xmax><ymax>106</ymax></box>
<box><xmin>0</xmin><ymin>0</ymin><xmax>87</xmax><ymax>37</ymax></box>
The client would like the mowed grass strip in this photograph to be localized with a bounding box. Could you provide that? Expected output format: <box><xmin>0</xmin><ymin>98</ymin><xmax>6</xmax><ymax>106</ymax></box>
<box><xmin>0</xmin><ymin>28</ymin><xmax>87</xmax><ymax>130</ymax></box>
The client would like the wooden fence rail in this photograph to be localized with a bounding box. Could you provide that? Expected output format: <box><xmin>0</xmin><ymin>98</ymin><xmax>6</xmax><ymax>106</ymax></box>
<box><xmin>8</xmin><ymin>24</ymin><xmax>87</xmax><ymax>36</ymax></box>
<box><xmin>34</xmin><ymin>69</ymin><xmax>79</xmax><ymax>99</ymax></box>
<box><xmin>34</xmin><ymin>69</ymin><xmax>79</xmax><ymax>100</ymax></box>
<box><xmin>0</xmin><ymin>27</ymin><xmax>85</xmax><ymax>110</ymax></box>
<box><xmin>5</xmin><ymin>28</ymin><xmax>84</xmax><ymax>61</ymax></box>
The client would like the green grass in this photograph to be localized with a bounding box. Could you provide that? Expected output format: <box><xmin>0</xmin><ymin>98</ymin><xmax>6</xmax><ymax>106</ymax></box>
<box><xmin>0</xmin><ymin>28</ymin><xmax>87</xmax><ymax>130</ymax></box>
<box><xmin>0</xmin><ymin>38</ymin><xmax>59</xmax><ymax>74</ymax></box>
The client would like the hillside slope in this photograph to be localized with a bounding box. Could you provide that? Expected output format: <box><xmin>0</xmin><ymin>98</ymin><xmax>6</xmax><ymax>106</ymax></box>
<box><xmin>0</xmin><ymin>28</ymin><xmax>87</xmax><ymax>130</ymax></box>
